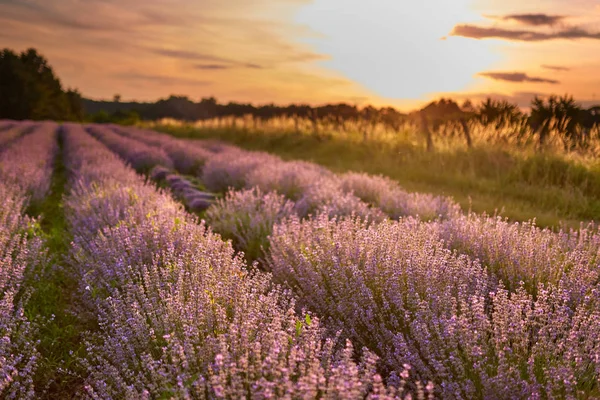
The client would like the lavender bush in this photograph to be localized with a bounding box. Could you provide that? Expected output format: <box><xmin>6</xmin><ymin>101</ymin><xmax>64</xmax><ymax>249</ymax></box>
<box><xmin>438</xmin><ymin>213</ymin><xmax>600</xmax><ymax>308</ymax></box>
<box><xmin>339</xmin><ymin>172</ymin><xmax>460</xmax><ymax>220</ymax></box>
<box><xmin>205</xmin><ymin>187</ymin><xmax>296</xmax><ymax>262</ymax></box>
<box><xmin>202</xmin><ymin>148</ymin><xmax>282</xmax><ymax>193</ymax></box>
<box><xmin>245</xmin><ymin>160</ymin><xmax>335</xmax><ymax>200</ymax></box>
<box><xmin>293</xmin><ymin>178</ymin><xmax>386</xmax><ymax>222</ymax></box>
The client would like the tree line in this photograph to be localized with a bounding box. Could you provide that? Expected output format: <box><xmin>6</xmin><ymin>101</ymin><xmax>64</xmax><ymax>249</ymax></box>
<box><xmin>89</xmin><ymin>94</ymin><xmax>599</xmax><ymax>151</ymax></box>
<box><xmin>2</xmin><ymin>47</ymin><xmax>600</xmax><ymax>151</ymax></box>
<box><xmin>0</xmin><ymin>48</ymin><xmax>84</xmax><ymax>121</ymax></box>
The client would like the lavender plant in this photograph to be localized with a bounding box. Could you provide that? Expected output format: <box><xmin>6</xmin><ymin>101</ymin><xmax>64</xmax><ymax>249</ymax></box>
<box><xmin>339</xmin><ymin>172</ymin><xmax>460</xmax><ymax>220</ymax></box>
<box><xmin>205</xmin><ymin>187</ymin><xmax>296</xmax><ymax>262</ymax></box>
<box><xmin>293</xmin><ymin>178</ymin><xmax>386</xmax><ymax>222</ymax></box>
<box><xmin>245</xmin><ymin>160</ymin><xmax>335</xmax><ymax>200</ymax></box>
<box><xmin>202</xmin><ymin>148</ymin><xmax>282</xmax><ymax>193</ymax></box>
<box><xmin>439</xmin><ymin>213</ymin><xmax>600</xmax><ymax>301</ymax></box>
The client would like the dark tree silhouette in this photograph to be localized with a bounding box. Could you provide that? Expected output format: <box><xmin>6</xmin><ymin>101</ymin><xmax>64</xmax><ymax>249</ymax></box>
<box><xmin>0</xmin><ymin>48</ymin><xmax>83</xmax><ymax>121</ymax></box>
<box><xmin>529</xmin><ymin>95</ymin><xmax>591</xmax><ymax>149</ymax></box>
<box><xmin>478</xmin><ymin>98</ymin><xmax>524</xmax><ymax>130</ymax></box>
<box><xmin>416</xmin><ymin>98</ymin><xmax>473</xmax><ymax>149</ymax></box>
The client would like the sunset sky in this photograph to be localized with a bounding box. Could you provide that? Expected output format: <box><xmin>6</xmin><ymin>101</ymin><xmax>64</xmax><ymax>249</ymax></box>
<box><xmin>1</xmin><ymin>0</ymin><xmax>600</xmax><ymax>110</ymax></box>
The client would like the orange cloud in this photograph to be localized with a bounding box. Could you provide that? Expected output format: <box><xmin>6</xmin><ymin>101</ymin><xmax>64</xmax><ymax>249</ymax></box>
<box><xmin>479</xmin><ymin>72</ymin><xmax>560</xmax><ymax>84</ymax></box>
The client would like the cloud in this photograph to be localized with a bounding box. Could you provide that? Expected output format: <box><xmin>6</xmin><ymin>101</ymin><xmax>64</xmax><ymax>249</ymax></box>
<box><xmin>151</xmin><ymin>48</ymin><xmax>229</xmax><ymax>62</ymax></box>
<box><xmin>194</xmin><ymin>64</ymin><xmax>230</xmax><ymax>70</ymax></box>
<box><xmin>490</xmin><ymin>14</ymin><xmax>566</xmax><ymax>26</ymax></box>
<box><xmin>0</xmin><ymin>0</ymin><xmax>187</xmax><ymax>32</ymax></box>
<box><xmin>479</xmin><ymin>72</ymin><xmax>560</xmax><ymax>84</ymax></box>
<box><xmin>0</xmin><ymin>0</ymin><xmax>370</xmax><ymax>104</ymax></box>
<box><xmin>113</xmin><ymin>72</ymin><xmax>211</xmax><ymax>86</ymax></box>
<box><xmin>153</xmin><ymin>49</ymin><xmax>266</xmax><ymax>71</ymax></box>
<box><xmin>193</xmin><ymin>63</ymin><xmax>263</xmax><ymax>70</ymax></box>
<box><xmin>541</xmin><ymin>64</ymin><xmax>571</xmax><ymax>71</ymax></box>
<box><xmin>451</xmin><ymin>24</ymin><xmax>600</xmax><ymax>41</ymax></box>
<box><xmin>244</xmin><ymin>63</ymin><xmax>264</xmax><ymax>69</ymax></box>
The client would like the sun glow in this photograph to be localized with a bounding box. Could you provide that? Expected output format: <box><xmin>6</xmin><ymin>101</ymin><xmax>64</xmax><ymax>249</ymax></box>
<box><xmin>294</xmin><ymin>0</ymin><xmax>501</xmax><ymax>100</ymax></box>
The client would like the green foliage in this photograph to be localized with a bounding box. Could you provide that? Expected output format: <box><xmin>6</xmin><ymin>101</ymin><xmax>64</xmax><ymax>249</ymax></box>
<box><xmin>86</xmin><ymin>109</ymin><xmax>141</xmax><ymax>125</ymax></box>
<box><xmin>0</xmin><ymin>48</ymin><xmax>84</xmax><ymax>121</ymax></box>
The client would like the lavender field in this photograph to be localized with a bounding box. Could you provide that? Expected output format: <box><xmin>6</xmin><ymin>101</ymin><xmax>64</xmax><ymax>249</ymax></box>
<box><xmin>1</xmin><ymin>120</ymin><xmax>599</xmax><ymax>399</ymax></box>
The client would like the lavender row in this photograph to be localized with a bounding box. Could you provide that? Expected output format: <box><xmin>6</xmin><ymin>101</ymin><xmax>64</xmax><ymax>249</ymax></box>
<box><xmin>338</xmin><ymin>172</ymin><xmax>461</xmax><ymax>221</ymax></box>
<box><xmin>438</xmin><ymin>213</ymin><xmax>600</xmax><ymax>296</ymax></box>
<box><xmin>200</xmin><ymin>148</ymin><xmax>445</xmax><ymax>221</ymax></box>
<box><xmin>266</xmin><ymin>214</ymin><xmax>600</xmax><ymax>399</ymax></box>
<box><xmin>150</xmin><ymin>166</ymin><xmax>216</xmax><ymax>212</ymax></box>
<box><xmin>0</xmin><ymin>122</ymin><xmax>57</xmax><ymax>398</ymax></box>
<box><xmin>0</xmin><ymin>183</ymin><xmax>44</xmax><ymax>399</ymax></box>
<box><xmin>0</xmin><ymin>119</ymin><xmax>14</xmax><ymax>130</ymax></box>
<box><xmin>110</xmin><ymin>126</ymin><xmax>459</xmax><ymax>221</ymax></box>
<box><xmin>207</xmin><ymin>182</ymin><xmax>600</xmax><ymax>301</ymax></box>
<box><xmin>103</xmin><ymin>126</ymin><xmax>384</xmax><ymax>223</ymax></box>
<box><xmin>110</xmin><ymin>125</ymin><xmax>213</xmax><ymax>174</ymax></box>
<box><xmin>0</xmin><ymin>122</ymin><xmax>33</xmax><ymax>151</ymax></box>
<box><xmin>86</xmin><ymin>124</ymin><xmax>173</xmax><ymax>172</ymax></box>
<box><xmin>201</xmin><ymin>142</ymin><xmax>458</xmax><ymax>220</ymax></box>
<box><xmin>0</xmin><ymin>123</ymin><xmax>59</xmax><ymax>203</ymax></box>
<box><xmin>62</xmin><ymin>125</ymin><xmax>420</xmax><ymax>398</ymax></box>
